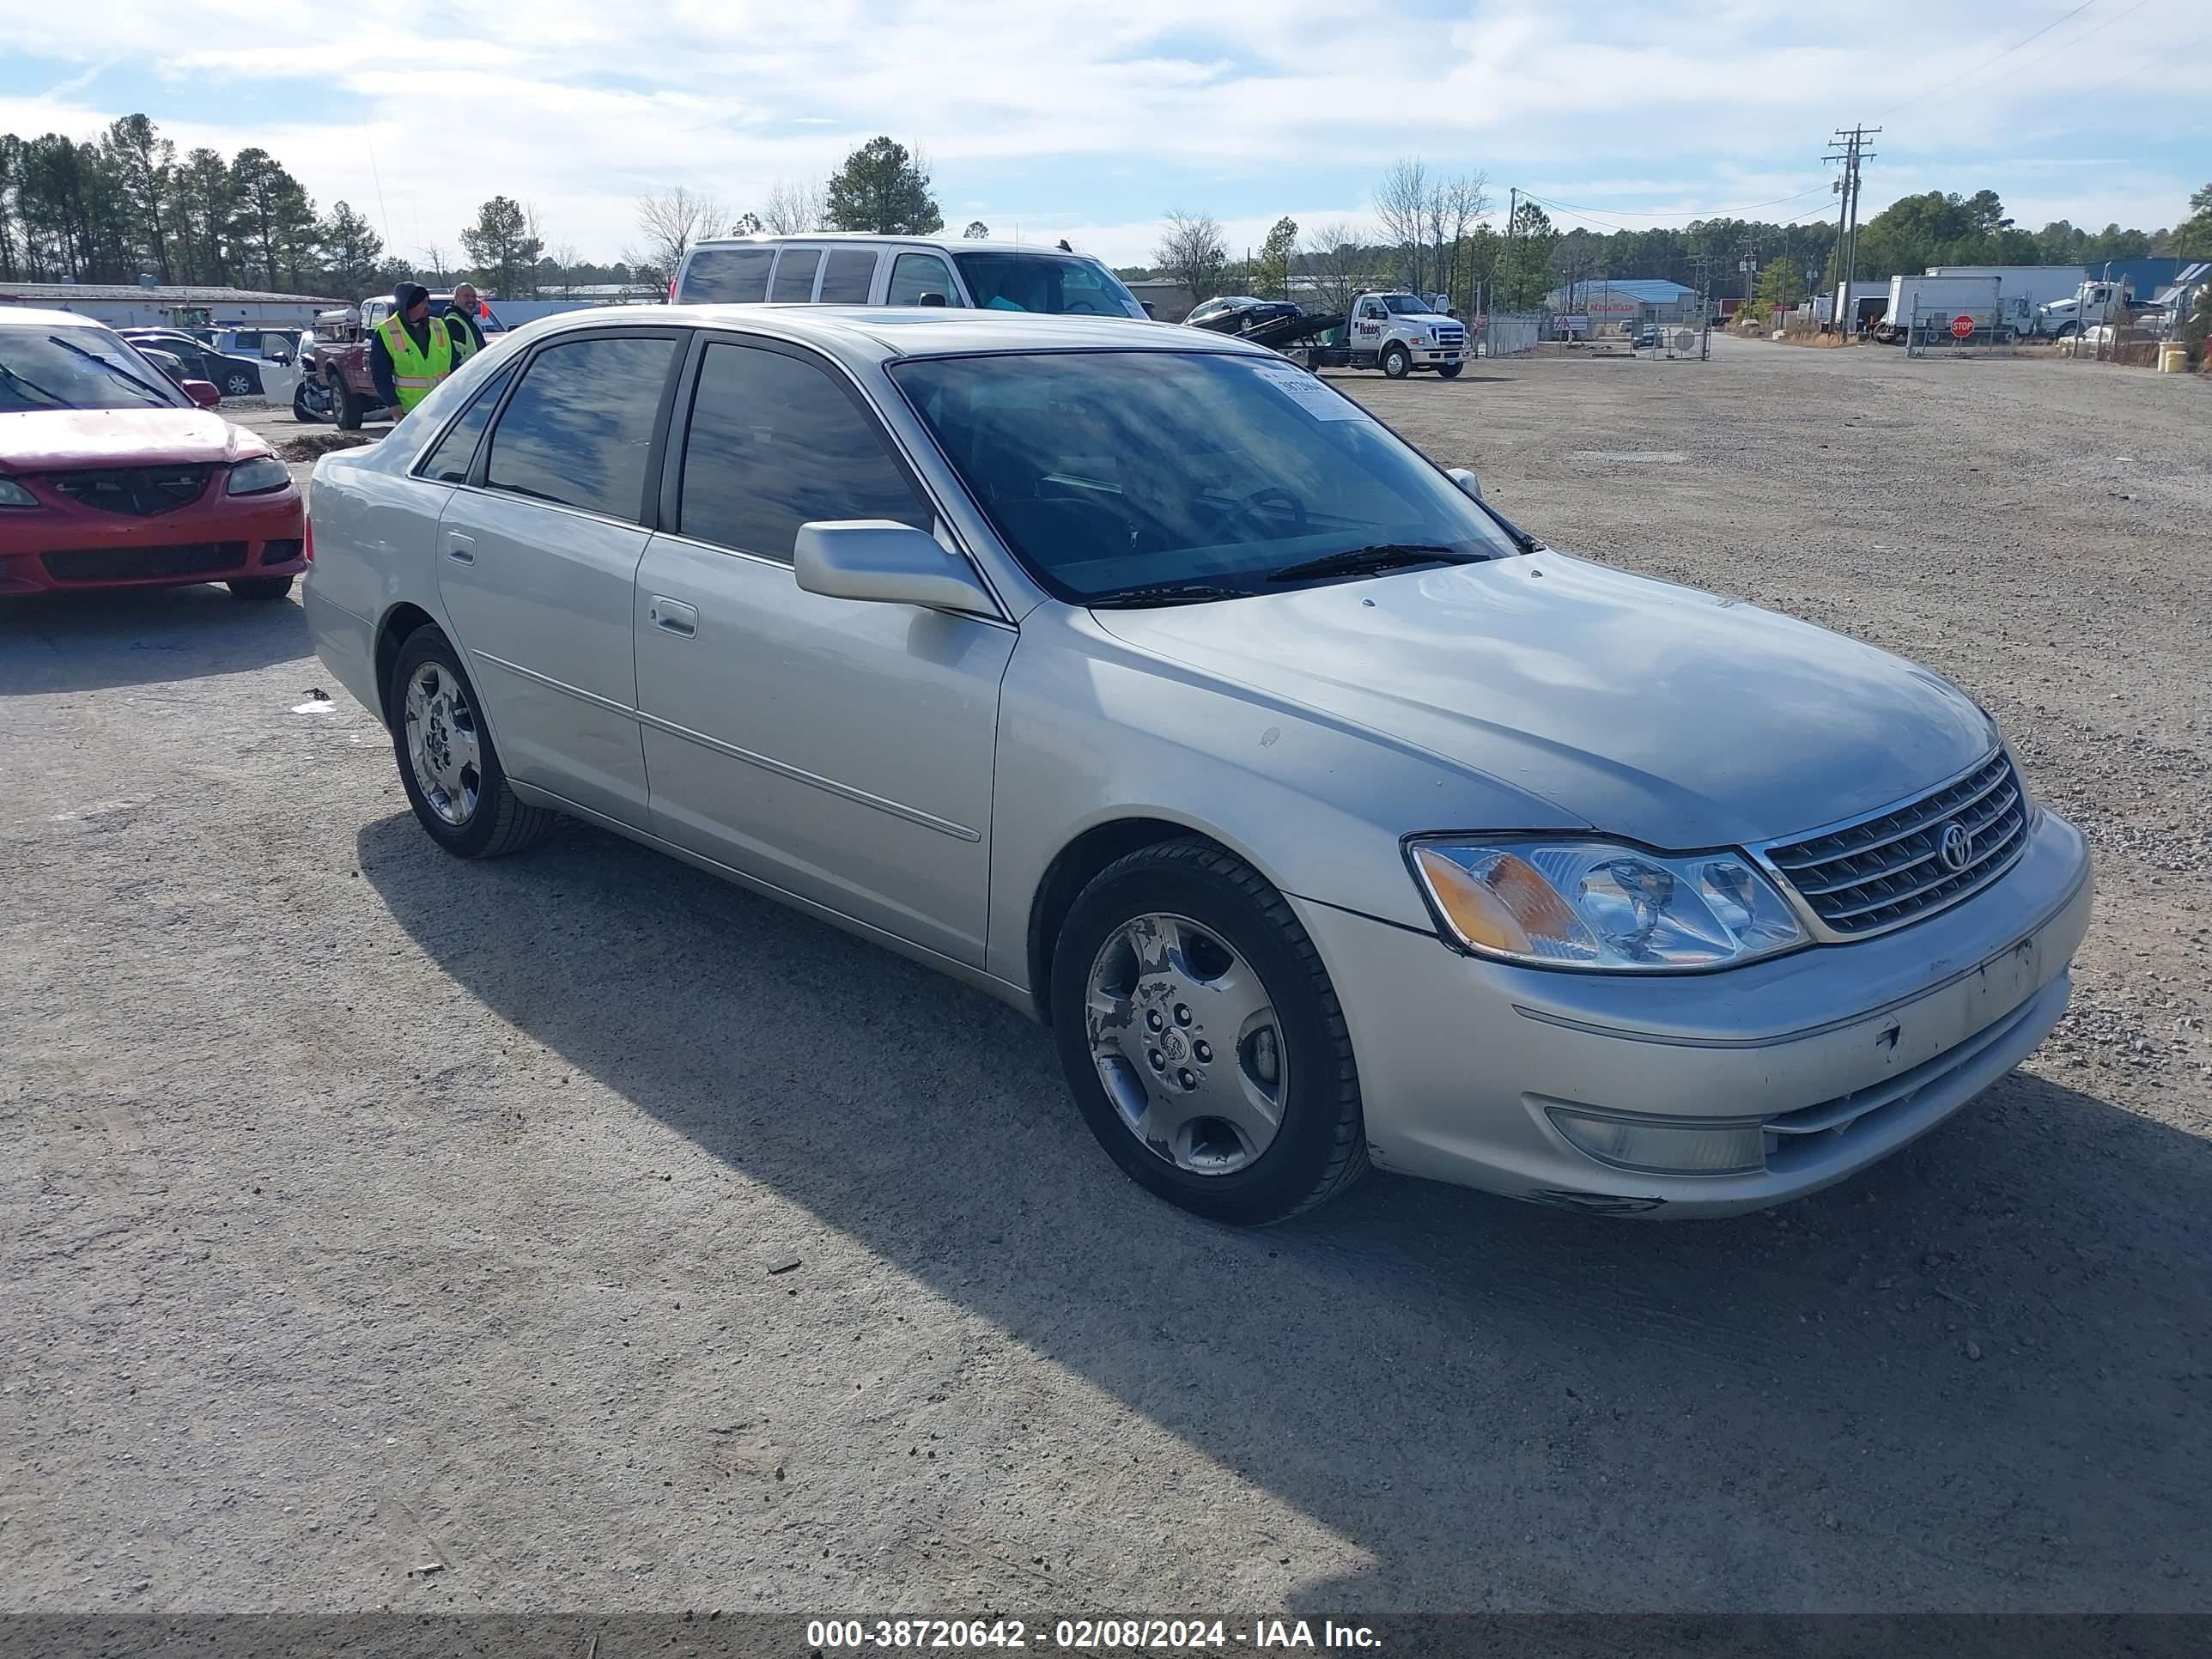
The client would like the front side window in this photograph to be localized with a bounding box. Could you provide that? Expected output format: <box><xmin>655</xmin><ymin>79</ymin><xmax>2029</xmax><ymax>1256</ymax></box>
<box><xmin>890</xmin><ymin>349</ymin><xmax>1522</xmax><ymax>604</ymax></box>
<box><xmin>0</xmin><ymin>326</ymin><xmax>184</xmax><ymax>411</ymax></box>
<box><xmin>817</xmin><ymin>247</ymin><xmax>878</xmax><ymax>304</ymax></box>
<box><xmin>886</xmin><ymin>252</ymin><xmax>958</xmax><ymax>307</ymax></box>
<box><xmin>679</xmin><ymin>246</ymin><xmax>773</xmax><ymax>304</ymax></box>
<box><xmin>952</xmin><ymin>252</ymin><xmax>1143</xmax><ymax>318</ymax></box>
<box><xmin>770</xmin><ymin>247</ymin><xmax>822</xmax><ymax>302</ymax></box>
<box><xmin>677</xmin><ymin>341</ymin><xmax>930</xmax><ymax>562</ymax></box>
<box><xmin>416</xmin><ymin>360</ymin><xmax>519</xmax><ymax>483</ymax></box>
<box><xmin>483</xmin><ymin>335</ymin><xmax>677</xmax><ymax>520</ymax></box>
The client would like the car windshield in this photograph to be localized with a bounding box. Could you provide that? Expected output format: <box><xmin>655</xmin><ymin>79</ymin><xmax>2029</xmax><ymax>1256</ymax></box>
<box><xmin>890</xmin><ymin>349</ymin><xmax>1523</xmax><ymax>604</ymax></box>
<box><xmin>951</xmin><ymin>252</ymin><xmax>1145</xmax><ymax>319</ymax></box>
<box><xmin>0</xmin><ymin>327</ymin><xmax>184</xmax><ymax>412</ymax></box>
<box><xmin>1382</xmin><ymin>295</ymin><xmax>1438</xmax><ymax>315</ymax></box>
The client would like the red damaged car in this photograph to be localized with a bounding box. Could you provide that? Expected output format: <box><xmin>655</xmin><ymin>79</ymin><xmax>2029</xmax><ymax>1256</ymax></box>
<box><xmin>1</xmin><ymin>307</ymin><xmax>306</xmax><ymax>601</ymax></box>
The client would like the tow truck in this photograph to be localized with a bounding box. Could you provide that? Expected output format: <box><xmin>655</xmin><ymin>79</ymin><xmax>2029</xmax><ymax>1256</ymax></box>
<box><xmin>1187</xmin><ymin>290</ymin><xmax>1468</xmax><ymax>379</ymax></box>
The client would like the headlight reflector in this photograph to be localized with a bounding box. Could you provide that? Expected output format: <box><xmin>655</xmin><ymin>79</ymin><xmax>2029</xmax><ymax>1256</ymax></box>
<box><xmin>227</xmin><ymin>455</ymin><xmax>290</xmax><ymax>495</ymax></box>
<box><xmin>1408</xmin><ymin>838</ymin><xmax>1806</xmax><ymax>970</ymax></box>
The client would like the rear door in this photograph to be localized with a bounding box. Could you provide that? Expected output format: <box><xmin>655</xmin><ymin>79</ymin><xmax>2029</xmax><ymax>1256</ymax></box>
<box><xmin>768</xmin><ymin>246</ymin><xmax>825</xmax><ymax>302</ymax></box>
<box><xmin>433</xmin><ymin>326</ymin><xmax>685</xmax><ymax>829</ymax></box>
<box><xmin>632</xmin><ymin>332</ymin><xmax>1013</xmax><ymax>963</ymax></box>
<box><xmin>816</xmin><ymin>246</ymin><xmax>881</xmax><ymax>305</ymax></box>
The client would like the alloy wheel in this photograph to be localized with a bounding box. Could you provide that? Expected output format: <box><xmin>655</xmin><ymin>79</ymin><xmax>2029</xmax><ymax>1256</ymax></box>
<box><xmin>404</xmin><ymin>661</ymin><xmax>483</xmax><ymax>826</ymax></box>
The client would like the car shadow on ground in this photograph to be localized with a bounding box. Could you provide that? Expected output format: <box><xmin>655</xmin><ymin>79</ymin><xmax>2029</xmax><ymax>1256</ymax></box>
<box><xmin>0</xmin><ymin>585</ymin><xmax>311</xmax><ymax>695</ymax></box>
<box><xmin>358</xmin><ymin>812</ymin><xmax>2212</xmax><ymax>1610</ymax></box>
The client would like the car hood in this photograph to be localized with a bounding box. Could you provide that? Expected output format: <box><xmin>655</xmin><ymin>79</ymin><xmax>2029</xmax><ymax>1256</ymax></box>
<box><xmin>0</xmin><ymin>408</ymin><xmax>269</xmax><ymax>473</ymax></box>
<box><xmin>1091</xmin><ymin>553</ymin><xmax>1996</xmax><ymax>849</ymax></box>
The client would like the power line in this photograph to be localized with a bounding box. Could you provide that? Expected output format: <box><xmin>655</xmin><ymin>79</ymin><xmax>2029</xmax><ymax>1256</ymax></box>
<box><xmin>1907</xmin><ymin>0</ymin><xmax>2162</xmax><ymax>119</ymax></box>
<box><xmin>1521</xmin><ymin>182</ymin><xmax>1836</xmax><ymax>222</ymax></box>
<box><xmin>1873</xmin><ymin>0</ymin><xmax>2099</xmax><ymax>117</ymax></box>
<box><xmin>2032</xmin><ymin>22</ymin><xmax>2212</xmax><ymax>118</ymax></box>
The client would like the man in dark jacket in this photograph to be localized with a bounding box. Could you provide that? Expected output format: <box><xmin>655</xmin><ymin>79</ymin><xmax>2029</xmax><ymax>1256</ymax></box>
<box><xmin>368</xmin><ymin>283</ymin><xmax>456</xmax><ymax>423</ymax></box>
<box><xmin>445</xmin><ymin>283</ymin><xmax>488</xmax><ymax>356</ymax></box>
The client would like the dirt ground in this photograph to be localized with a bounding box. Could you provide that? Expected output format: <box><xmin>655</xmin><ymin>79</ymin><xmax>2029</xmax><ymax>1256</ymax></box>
<box><xmin>3</xmin><ymin>337</ymin><xmax>2208</xmax><ymax>1617</ymax></box>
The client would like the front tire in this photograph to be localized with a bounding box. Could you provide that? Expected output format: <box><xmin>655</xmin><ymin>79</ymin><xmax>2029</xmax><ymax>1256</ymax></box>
<box><xmin>227</xmin><ymin>575</ymin><xmax>294</xmax><ymax>601</ymax></box>
<box><xmin>1051</xmin><ymin>838</ymin><xmax>1367</xmax><ymax>1224</ymax></box>
<box><xmin>387</xmin><ymin>625</ymin><xmax>558</xmax><ymax>859</ymax></box>
<box><xmin>291</xmin><ymin>379</ymin><xmax>324</xmax><ymax>422</ymax></box>
<box><xmin>331</xmin><ymin>374</ymin><xmax>362</xmax><ymax>431</ymax></box>
<box><xmin>1381</xmin><ymin>343</ymin><xmax>1412</xmax><ymax>380</ymax></box>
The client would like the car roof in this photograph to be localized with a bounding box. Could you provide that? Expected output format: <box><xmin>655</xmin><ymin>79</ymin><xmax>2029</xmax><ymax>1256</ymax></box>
<box><xmin>0</xmin><ymin>306</ymin><xmax>109</xmax><ymax>331</ymax></box>
<box><xmin>526</xmin><ymin>304</ymin><xmax>1255</xmax><ymax>366</ymax></box>
<box><xmin>688</xmin><ymin>234</ymin><xmax>1109</xmax><ymax>261</ymax></box>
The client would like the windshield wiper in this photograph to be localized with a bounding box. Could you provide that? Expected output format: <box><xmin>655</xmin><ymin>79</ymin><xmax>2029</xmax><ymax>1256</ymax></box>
<box><xmin>1263</xmin><ymin>543</ymin><xmax>1471</xmax><ymax>583</ymax></box>
<box><xmin>1087</xmin><ymin>580</ymin><xmax>1253</xmax><ymax>609</ymax></box>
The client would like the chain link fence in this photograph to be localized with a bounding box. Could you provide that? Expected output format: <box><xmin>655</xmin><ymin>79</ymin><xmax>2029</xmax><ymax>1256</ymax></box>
<box><xmin>1904</xmin><ymin>305</ymin><xmax>2019</xmax><ymax>358</ymax></box>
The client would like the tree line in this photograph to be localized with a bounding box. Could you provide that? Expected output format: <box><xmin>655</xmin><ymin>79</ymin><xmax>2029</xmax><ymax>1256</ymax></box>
<box><xmin>1127</xmin><ymin>161</ymin><xmax>2212</xmax><ymax>318</ymax></box>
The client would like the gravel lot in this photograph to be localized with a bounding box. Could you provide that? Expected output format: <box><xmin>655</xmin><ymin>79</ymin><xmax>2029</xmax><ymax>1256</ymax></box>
<box><xmin>3</xmin><ymin>337</ymin><xmax>2208</xmax><ymax>1618</ymax></box>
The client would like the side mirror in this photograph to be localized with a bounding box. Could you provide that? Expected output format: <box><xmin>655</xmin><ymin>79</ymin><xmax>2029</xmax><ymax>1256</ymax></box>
<box><xmin>917</xmin><ymin>292</ymin><xmax>948</xmax><ymax>307</ymax></box>
<box><xmin>183</xmin><ymin>380</ymin><xmax>222</xmax><ymax>409</ymax></box>
<box><xmin>1446</xmin><ymin>465</ymin><xmax>1484</xmax><ymax>502</ymax></box>
<box><xmin>793</xmin><ymin>521</ymin><xmax>997</xmax><ymax>617</ymax></box>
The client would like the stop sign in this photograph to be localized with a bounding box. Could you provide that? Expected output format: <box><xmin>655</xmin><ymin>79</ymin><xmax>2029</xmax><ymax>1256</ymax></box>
<box><xmin>1950</xmin><ymin>313</ymin><xmax>1976</xmax><ymax>339</ymax></box>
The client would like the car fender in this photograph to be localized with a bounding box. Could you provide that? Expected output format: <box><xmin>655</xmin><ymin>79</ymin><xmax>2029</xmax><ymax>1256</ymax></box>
<box><xmin>305</xmin><ymin>454</ymin><xmax>468</xmax><ymax>720</ymax></box>
<box><xmin>984</xmin><ymin>604</ymin><xmax>1589</xmax><ymax>994</ymax></box>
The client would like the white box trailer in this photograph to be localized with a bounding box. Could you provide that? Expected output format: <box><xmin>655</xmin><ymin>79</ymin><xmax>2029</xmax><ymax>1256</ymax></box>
<box><xmin>1875</xmin><ymin>273</ymin><xmax>2002</xmax><ymax>343</ymax></box>
<box><xmin>1925</xmin><ymin>265</ymin><xmax>2087</xmax><ymax>335</ymax></box>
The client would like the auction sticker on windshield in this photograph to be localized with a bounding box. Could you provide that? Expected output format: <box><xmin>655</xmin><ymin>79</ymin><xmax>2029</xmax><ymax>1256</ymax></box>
<box><xmin>1248</xmin><ymin>360</ymin><xmax>1368</xmax><ymax>421</ymax></box>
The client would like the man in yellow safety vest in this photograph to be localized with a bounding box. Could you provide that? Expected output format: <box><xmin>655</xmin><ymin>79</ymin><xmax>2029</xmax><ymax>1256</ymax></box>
<box><xmin>370</xmin><ymin>283</ymin><xmax>457</xmax><ymax>422</ymax></box>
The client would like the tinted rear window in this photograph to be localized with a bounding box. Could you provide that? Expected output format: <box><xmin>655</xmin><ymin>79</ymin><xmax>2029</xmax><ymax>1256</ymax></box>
<box><xmin>679</xmin><ymin>246</ymin><xmax>774</xmax><ymax>304</ymax></box>
<box><xmin>770</xmin><ymin>248</ymin><xmax>823</xmax><ymax>302</ymax></box>
<box><xmin>817</xmin><ymin>247</ymin><xmax>878</xmax><ymax>304</ymax></box>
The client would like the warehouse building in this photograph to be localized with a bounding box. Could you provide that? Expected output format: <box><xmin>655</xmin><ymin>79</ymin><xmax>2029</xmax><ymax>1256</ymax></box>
<box><xmin>0</xmin><ymin>282</ymin><xmax>346</xmax><ymax>331</ymax></box>
<box><xmin>1545</xmin><ymin>277</ymin><xmax>1704</xmax><ymax>329</ymax></box>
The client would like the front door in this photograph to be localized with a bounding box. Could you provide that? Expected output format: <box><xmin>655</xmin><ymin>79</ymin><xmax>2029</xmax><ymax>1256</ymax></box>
<box><xmin>434</xmin><ymin>328</ymin><xmax>684</xmax><ymax>828</ymax></box>
<box><xmin>634</xmin><ymin>334</ymin><xmax>1013</xmax><ymax>964</ymax></box>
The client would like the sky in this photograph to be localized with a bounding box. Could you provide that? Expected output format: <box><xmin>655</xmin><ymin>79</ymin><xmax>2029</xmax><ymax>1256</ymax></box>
<box><xmin>0</xmin><ymin>0</ymin><xmax>2206</xmax><ymax>271</ymax></box>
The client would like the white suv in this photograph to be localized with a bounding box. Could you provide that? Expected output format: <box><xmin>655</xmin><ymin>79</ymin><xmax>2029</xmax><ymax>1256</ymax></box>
<box><xmin>673</xmin><ymin>234</ymin><xmax>1147</xmax><ymax>319</ymax></box>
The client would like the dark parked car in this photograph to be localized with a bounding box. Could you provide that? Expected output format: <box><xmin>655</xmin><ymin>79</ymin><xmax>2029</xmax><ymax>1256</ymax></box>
<box><xmin>118</xmin><ymin>329</ymin><xmax>266</xmax><ymax>398</ymax></box>
<box><xmin>1185</xmin><ymin>295</ymin><xmax>1303</xmax><ymax>333</ymax></box>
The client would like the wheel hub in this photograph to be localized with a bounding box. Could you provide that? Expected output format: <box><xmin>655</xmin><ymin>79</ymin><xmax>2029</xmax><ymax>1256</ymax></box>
<box><xmin>1084</xmin><ymin>912</ymin><xmax>1286</xmax><ymax>1177</ymax></box>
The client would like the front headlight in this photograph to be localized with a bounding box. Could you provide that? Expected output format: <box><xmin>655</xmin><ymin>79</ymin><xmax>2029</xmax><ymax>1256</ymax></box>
<box><xmin>227</xmin><ymin>456</ymin><xmax>291</xmax><ymax>495</ymax></box>
<box><xmin>1407</xmin><ymin>837</ymin><xmax>1807</xmax><ymax>971</ymax></box>
<box><xmin>0</xmin><ymin>477</ymin><xmax>36</xmax><ymax>507</ymax></box>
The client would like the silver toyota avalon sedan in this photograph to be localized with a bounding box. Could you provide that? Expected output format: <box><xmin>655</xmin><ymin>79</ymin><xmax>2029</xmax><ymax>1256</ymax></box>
<box><xmin>303</xmin><ymin>307</ymin><xmax>2093</xmax><ymax>1224</ymax></box>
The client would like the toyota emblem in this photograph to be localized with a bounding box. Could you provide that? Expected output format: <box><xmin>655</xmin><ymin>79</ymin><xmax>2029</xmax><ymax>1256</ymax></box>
<box><xmin>1938</xmin><ymin>822</ymin><xmax>1972</xmax><ymax>872</ymax></box>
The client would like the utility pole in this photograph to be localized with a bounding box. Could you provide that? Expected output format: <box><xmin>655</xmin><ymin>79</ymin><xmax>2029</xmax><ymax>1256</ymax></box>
<box><xmin>1505</xmin><ymin>186</ymin><xmax>1518</xmax><ymax>315</ymax></box>
<box><xmin>1825</xmin><ymin>125</ymin><xmax>1880</xmax><ymax>332</ymax></box>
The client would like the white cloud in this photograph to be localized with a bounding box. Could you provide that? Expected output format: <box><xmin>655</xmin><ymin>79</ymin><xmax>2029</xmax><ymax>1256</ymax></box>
<box><xmin>3</xmin><ymin>0</ymin><xmax>2205</xmax><ymax>266</ymax></box>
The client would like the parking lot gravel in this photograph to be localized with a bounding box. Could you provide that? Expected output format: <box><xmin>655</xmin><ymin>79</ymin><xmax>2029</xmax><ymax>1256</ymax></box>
<box><xmin>3</xmin><ymin>336</ymin><xmax>2207</xmax><ymax>1617</ymax></box>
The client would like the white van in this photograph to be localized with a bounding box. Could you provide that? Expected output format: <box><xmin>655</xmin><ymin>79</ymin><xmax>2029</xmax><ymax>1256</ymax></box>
<box><xmin>673</xmin><ymin>234</ymin><xmax>1149</xmax><ymax>319</ymax></box>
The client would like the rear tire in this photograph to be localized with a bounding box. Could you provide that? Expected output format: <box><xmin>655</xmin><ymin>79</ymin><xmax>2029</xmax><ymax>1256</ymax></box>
<box><xmin>227</xmin><ymin>575</ymin><xmax>294</xmax><ymax>601</ymax></box>
<box><xmin>1051</xmin><ymin>837</ymin><xmax>1368</xmax><ymax>1224</ymax></box>
<box><xmin>1381</xmin><ymin>343</ymin><xmax>1412</xmax><ymax>380</ymax></box>
<box><xmin>388</xmin><ymin>624</ymin><xmax>558</xmax><ymax>860</ymax></box>
<box><xmin>331</xmin><ymin>374</ymin><xmax>362</xmax><ymax>431</ymax></box>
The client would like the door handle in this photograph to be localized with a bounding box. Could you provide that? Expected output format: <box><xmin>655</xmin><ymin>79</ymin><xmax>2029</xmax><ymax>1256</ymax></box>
<box><xmin>444</xmin><ymin>531</ymin><xmax>476</xmax><ymax>564</ymax></box>
<box><xmin>649</xmin><ymin>597</ymin><xmax>698</xmax><ymax>638</ymax></box>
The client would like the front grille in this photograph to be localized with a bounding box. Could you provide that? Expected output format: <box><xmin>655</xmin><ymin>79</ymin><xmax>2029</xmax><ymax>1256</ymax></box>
<box><xmin>1765</xmin><ymin>751</ymin><xmax>2029</xmax><ymax>937</ymax></box>
<box><xmin>42</xmin><ymin>542</ymin><xmax>246</xmax><ymax>582</ymax></box>
<box><xmin>1432</xmin><ymin>327</ymin><xmax>1467</xmax><ymax>346</ymax></box>
<box><xmin>46</xmin><ymin>465</ymin><xmax>211</xmax><ymax>517</ymax></box>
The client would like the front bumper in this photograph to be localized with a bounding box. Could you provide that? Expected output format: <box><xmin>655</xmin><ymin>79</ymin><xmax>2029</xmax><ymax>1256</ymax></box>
<box><xmin>1415</xmin><ymin>345</ymin><xmax>1464</xmax><ymax>364</ymax></box>
<box><xmin>1291</xmin><ymin>808</ymin><xmax>2093</xmax><ymax>1217</ymax></box>
<box><xmin>0</xmin><ymin>487</ymin><xmax>305</xmax><ymax>594</ymax></box>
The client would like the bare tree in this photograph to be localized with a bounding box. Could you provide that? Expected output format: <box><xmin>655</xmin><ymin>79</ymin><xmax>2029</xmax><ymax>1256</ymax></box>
<box><xmin>549</xmin><ymin>240</ymin><xmax>579</xmax><ymax>297</ymax></box>
<box><xmin>421</xmin><ymin>242</ymin><xmax>451</xmax><ymax>283</ymax></box>
<box><xmin>760</xmin><ymin>179</ymin><xmax>825</xmax><ymax>236</ymax></box>
<box><xmin>1300</xmin><ymin>220</ymin><xmax>1366</xmax><ymax>318</ymax></box>
<box><xmin>1429</xmin><ymin>170</ymin><xmax>1490</xmax><ymax>312</ymax></box>
<box><xmin>633</xmin><ymin>186</ymin><xmax>725</xmax><ymax>283</ymax></box>
<box><xmin>1373</xmin><ymin>156</ymin><xmax>1429</xmax><ymax>295</ymax></box>
<box><xmin>1153</xmin><ymin>210</ymin><xmax>1228</xmax><ymax>306</ymax></box>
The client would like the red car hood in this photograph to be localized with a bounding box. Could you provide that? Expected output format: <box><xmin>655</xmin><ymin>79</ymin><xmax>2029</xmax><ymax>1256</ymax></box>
<box><xmin>0</xmin><ymin>408</ymin><xmax>270</xmax><ymax>473</ymax></box>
